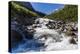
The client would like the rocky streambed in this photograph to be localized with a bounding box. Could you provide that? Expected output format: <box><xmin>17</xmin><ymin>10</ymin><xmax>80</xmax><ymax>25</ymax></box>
<box><xmin>10</xmin><ymin>18</ymin><xmax>78</xmax><ymax>53</ymax></box>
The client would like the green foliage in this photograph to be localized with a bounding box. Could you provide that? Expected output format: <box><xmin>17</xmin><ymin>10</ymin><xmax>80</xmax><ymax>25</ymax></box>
<box><xmin>45</xmin><ymin>5</ymin><xmax>78</xmax><ymax>22</ymax></box>
<box><xmin>10</xmin><ymin>1</ymin><xmax>39</xmax><ymax>18</ymax></box>
<box><xmin>10</xmin><ymin>1</ymin><xmax>78</xmax><ymax>22</ymax></box>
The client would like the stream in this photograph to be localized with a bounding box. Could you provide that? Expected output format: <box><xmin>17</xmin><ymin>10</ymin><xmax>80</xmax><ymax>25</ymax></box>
<box><xmin>10</xmin><ymin>18</ymin><xmax>78</xmax><ymax>53</ymax></box>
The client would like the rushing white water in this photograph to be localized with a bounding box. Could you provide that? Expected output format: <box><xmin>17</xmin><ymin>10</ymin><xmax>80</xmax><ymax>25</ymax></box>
<box><xmin>12</xmin><ymin>18</ymin><xmax>78</xmax><ymax>52</ymax></box>
<box><xmin>34</xmin><ymin>18</ymin><xmax>78</xmax><ymax>51</ymax></box>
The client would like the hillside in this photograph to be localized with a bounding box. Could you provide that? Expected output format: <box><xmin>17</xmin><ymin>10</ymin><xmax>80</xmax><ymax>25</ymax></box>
<box><xmin>45</xmin><ymin>5</ymin><xmax>78</xmax><ymax>22</ymax></box>
<box><xmin>9</xmin><ymin>1</ymin><xmax>46</xmax><ymax>25</ymax></box>
<box><xmin>13</xmin><ymin>1</ymin><xmax>46</xmax><ymax>17</ymax></box>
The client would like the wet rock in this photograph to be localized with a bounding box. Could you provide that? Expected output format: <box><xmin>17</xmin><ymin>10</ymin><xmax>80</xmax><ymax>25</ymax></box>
<box><xmin>71</xmin><ymin>27</ymin><xmax>78</xmax><ymax>32</ymax></box>
<box><xmin>69</xmin><ymin>38</ymin><xmax>77</xmax><ymax>44</ymax></box>
<box><xmin>35</xmin><ymin>43</ymin><xmax>44</xmax><ymax>47</ymax></box>
<box><xmin>46</xmin><ymin>21</ymin><xmax>56</xmax><ymax>29</ymax></box>
<box><xmin>11</xmin><ymin>30</ymin><xmax>23</xmax><ymax>48</ymax></box>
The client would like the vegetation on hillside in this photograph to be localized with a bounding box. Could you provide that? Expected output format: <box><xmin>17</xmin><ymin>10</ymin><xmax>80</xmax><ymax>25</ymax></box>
<box><xmin>45</xmin><ymin>5</ymin><xmax>78</xmax><ymax>22</ymax></box>
<box><xmin>10</xmin><ymin>1</ymin><xmax>78</xmax><ymax>23</ymax></box>
<box><xmin>10</xmin><ymin>1</ymin><xmax>39</xmax><ymax>18</ymax></box>
<box><xmin>10</xmin><ymin>1</ymin><xmax>46</xmax><ymax>25</ymax></box>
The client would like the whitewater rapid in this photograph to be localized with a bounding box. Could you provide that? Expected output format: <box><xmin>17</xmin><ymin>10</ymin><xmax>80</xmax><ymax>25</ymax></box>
<box><xmin>11</xmin><ymin>18</ymin><xmax>78</xmax><ymax>52</ymax></box>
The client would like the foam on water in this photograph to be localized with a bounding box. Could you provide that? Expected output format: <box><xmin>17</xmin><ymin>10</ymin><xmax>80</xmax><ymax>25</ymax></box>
<box><xmin>11</xmin><ymin>18</ymin><xmax>78</xmax><ymax>52</ymax></box>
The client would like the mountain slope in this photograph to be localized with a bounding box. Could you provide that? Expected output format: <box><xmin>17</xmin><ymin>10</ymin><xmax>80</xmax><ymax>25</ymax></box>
<box><xmin>13</xmin><ymin>1</ymin><xmax>46</xmax><ymax>17</ymax></box>
<box><xmin>45</xmin><ymin>5</ymin><xmax>78</xmax><ymax>22</ymax></box>
<box><xmin>10</xmin><ymin>1</ymin><xmax>46</xmax><ymax>26</ymax></box>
